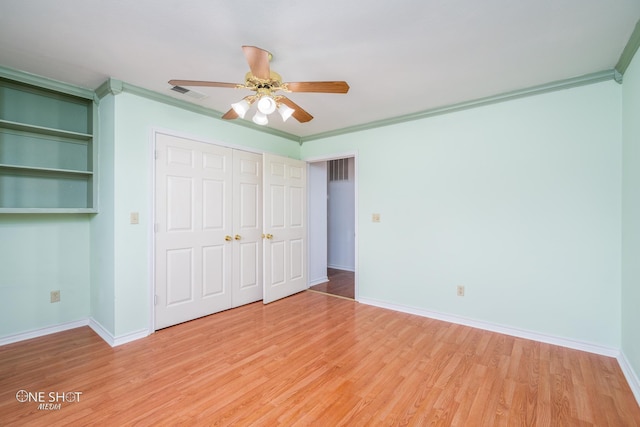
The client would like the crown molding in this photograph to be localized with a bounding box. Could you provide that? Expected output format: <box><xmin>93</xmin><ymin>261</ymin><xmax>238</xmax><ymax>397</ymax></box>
<box><xmin>0</xmin><ymin>65</ymin><xmax>94</xmax><ymax>100</ymax></box>
<box><xmin>95</xmin><ymin>78</ymin><xmax>301</xmax><ymax>143</ymax></box>
<box><xmin>0</xmin><ymin>65</ymin><xmax>622</xmax><ymax>146</ymax></box>
<box><xmin>95</xmin><ymin>78</ymin><xmax>123</xmax><ymax>98</ymax></box>
<box><xmin>300</xmin><ymin>70</ymin><xmax>616</xmax><ymax>143</ymax></box>
<box><xmin>615</xmin><ymin>19</ymin><xmax>640</xmax><ymax>80</ymax></box>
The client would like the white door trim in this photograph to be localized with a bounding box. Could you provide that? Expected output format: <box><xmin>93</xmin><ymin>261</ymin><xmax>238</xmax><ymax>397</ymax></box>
<box><xmin>303</xmin><ymin>150</ymin><xmax>359</xmax><ymax>301</ymax></box>
<box><xmin>148</xmin><ymin>129</ymin><xmax>157</xmax><ymax>335</ymax></box>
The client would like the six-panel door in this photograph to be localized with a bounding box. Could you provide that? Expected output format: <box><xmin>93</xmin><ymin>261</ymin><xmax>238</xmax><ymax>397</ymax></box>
<box><xmin>262</xmin><ymin>153</ymin><xmax>307</xmax><ymax>304</ymax></box>
<box><xmin>155</xmin><ymin>134</ymin><xmax>234</xmax><ymax>329</ymax></box>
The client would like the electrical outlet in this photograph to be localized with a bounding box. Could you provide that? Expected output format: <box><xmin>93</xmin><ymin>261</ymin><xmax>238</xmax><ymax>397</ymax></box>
<box><xmin>456</xmin><ymin>286</ymin><xmax>465</xmax><ymax>297</ymax></box>
<box><xmin>50</xmin><ymin>290</ymin><xmax>61</xmax><ymax>303</ymax></box>
<box><xmin>130</xmin><ymin>212</ymin><xmax>139</xmax><ymax>225</ymax></box>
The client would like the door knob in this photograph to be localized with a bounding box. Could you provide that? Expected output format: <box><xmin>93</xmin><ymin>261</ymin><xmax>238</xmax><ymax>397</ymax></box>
<box><xmin>265</xmin><ymin>233</ymin><xmax>273</xmax><ymax>240</ymax></box>
<box><xmin>234</xmin><ymin>234</ymin><xmax>241</xmax><ymax>240</ymax></box>
<box><xmin>224</xmin><ymin>235</ymin><xmax>232</xmax><ymax>241</ymax></box>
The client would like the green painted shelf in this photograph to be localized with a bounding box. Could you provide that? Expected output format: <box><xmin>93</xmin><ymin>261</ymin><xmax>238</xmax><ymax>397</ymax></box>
<box><xmin>0</xmin><ymin>77</ymin><xmax>97</xmax><ymax>213</ymax></box>
<box><xmin>0</xmin><ymin>119</ymin><xmax>92</xmax><ymax>140</ymax></box>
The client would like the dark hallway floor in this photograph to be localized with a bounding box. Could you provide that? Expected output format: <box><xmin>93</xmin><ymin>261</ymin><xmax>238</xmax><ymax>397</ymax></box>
<box><xmin>309</xmin><ymin>268</ymin><xmax>354</xmax><ymax>299</ymax></box>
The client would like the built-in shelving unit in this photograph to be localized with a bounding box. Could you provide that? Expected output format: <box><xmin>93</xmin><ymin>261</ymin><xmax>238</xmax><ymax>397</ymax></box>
<box><xmin>0</xmin><ymin>77</ymin><xmax>97</xmax><ymax>213</ymax></box>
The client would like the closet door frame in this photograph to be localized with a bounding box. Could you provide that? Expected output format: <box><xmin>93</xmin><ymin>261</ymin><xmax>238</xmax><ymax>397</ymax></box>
<box><xmin>150</xmin><ymin>129</ymin><xmax>265</xmax><ymax>332</ymax></box>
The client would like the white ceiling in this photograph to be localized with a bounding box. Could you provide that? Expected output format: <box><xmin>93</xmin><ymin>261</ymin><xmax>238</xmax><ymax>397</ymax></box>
<box><xmin>1</xmin><ymin>1</ymin><xmax>639</xmax><ymax>138</ymax></box>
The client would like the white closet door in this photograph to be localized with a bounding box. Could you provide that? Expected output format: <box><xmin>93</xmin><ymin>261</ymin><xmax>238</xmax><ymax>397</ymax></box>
<box><xmin>155</xmin><ymin>134</ymin><xmax>233</xmax><ymax>329</ymax></box>
<box><xmin>263</xmin><ymin>153</ymin><xmax>307</xmax><ymax>304</ymax></box>
<box><xmin>231</xmin><ymin>150</ymin><xmax>263</xmax><ymax>307</ymax></box>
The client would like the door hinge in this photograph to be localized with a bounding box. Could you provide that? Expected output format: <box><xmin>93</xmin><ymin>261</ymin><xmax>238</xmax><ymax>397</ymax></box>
<box><xmin>155</xmin><ymin>150</ymin><xmax>159</xmax><ymax>160</ymax></box>
<box><xmin>154</xmin><ymin>223</ymin><xmax>159</xmax><ymax>232</ymax></box>
<box><xmin>154</xmin><ymin>294</ymin><xmax>158</xmax><ymax>305</ymax></box>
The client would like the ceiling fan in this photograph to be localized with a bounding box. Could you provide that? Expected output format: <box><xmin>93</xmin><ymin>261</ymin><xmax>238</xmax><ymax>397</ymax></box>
<box><xmin>169</xmin><ymin>46</ymin><xmax>349</xmax><ymax>126</ymax></box>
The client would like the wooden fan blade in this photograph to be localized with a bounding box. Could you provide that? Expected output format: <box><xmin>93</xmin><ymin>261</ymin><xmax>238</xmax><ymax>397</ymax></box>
<box><xmin>221</xmin><ymin>108</ymin><xmax>238</xmax><ymax>120</ymax></box>
<box><xmin>242</xmin><ymin>46</ymin><xmax>271</xmax><ymax>80</ymax></box>
<box><xmin>169</xmin><ymin>80</ymin><xmax>240</xmax><ymax>88</ymax></box>
<box><xmin>278</xmin><ymin>96</ymin><xmax>313</xmax><ymax>123</ymax></box>
<box><xmin>285</xmin><ymin>81</ymin><xmax>350</xmax><ymax>93</ymax></box>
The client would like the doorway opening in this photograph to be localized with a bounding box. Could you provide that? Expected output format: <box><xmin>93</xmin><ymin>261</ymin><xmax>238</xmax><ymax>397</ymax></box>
<box><xmin>308</xmin><ymin>156</ymin><xmax>356</xmax><ymax>300</ymax></box>
<box><xmin>310</xmin><ymin>268</ymin><xmax>355</xmax><ymax>299</ymax></box>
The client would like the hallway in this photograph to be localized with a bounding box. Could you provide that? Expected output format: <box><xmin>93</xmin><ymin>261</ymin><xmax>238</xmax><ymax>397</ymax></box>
<box><xmin>309</xmin><ymin>268</ymin><xmax>354</xmax><ymax>299</ymax></box>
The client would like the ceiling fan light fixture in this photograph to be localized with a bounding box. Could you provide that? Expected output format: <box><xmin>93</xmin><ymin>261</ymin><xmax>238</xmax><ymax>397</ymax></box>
<box><xmin>231</xmin><ymin>99</ymin><xmax>251</xmax><ymax>118</ymax></box>
<box><xmin>170</xmin><ymin>46</ymin><xmax>349</xmax><ymax>126</ymax></box>
<box><xmin>252</xmin><ymin>111</ymin><xmax>268</xmax><ymax>126</ymax></box>
<box><xmin>257</xmin><ymin>96</ymin><xmax>277</xmax><ymax>115</ymax></box>
<box><xmin>278</xmin><ymin>103</ymin><xmax>295</xmax><ymax>122</ymax></box>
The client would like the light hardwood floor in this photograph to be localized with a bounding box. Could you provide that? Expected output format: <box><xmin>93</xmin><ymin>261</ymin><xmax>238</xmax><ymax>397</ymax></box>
<box><xmin>1</xmin><ymin>291</ymin><xmax>639</xmax><ymax>426</ymax></box>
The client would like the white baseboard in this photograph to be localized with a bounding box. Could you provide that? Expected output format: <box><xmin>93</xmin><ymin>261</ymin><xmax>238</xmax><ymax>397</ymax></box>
<box><xmin>87</xmin><ymin>318</ymin><xmax>114</xmax><ymax>346</ymax></box>
<box><xmin>0</xmin><ymin>318</ymin><xmax>149</xmax><ymax>348</ymax></box>
<box><xmin>358</xmin><ymin>297</ymin><xmax>620</xmax><ymax>358</ymax></box>
<box><xmin>0</xmin><ymin>319</ymin><xmax>90</xmax><ymax>347</ymax></box>
<box><xmin>328</xmin><ymin>264</ymin><xmax>355</xmax><ymax>272</ymax></box>
<box><xmin>618</xmin><ymin>351</ymin><xmax>640</xmax><ymax>405</ymax></box>
<box><xmin>308</xmin><ymin>276</ymin><xmax>329</xmax><ymax>287</ymax></box>
<box><xmin>88</xmin><ymin>318</ymin><xmax>149</xmax><ymax>347</ymax></box>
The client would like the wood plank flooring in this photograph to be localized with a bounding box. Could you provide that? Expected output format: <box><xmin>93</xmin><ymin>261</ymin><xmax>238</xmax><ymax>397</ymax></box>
<box><xmin>309</xmin><ymin>268</ymin><xmax>355</xmax><ymax>299</ymax></box>
<box><xmin>1</xmin><ymin>291</ymin><xmax>639</xmax><ymax>426</ymax></box>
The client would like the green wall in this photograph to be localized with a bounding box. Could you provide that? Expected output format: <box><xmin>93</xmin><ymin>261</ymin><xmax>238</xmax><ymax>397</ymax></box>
<box><xmin>302</xmin><ymin>81</ymin><xmax>623</xmax><ymax>347</ymax></box>
<box><xmin>622</xmin><ymin>45</ymin><xmax>640</xmax><ymax>380</ymax></box>
<box><xmin>90</xmin><ymin>93</ymin><xmax>116</xmax><ymax>333</ymax></box>
<box><xmin>0</xmin><ymin>214</ymin><xmax>90</xmax><ymax>336</ymax></box>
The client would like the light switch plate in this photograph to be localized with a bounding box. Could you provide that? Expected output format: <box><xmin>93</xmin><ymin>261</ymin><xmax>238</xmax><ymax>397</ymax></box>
<box><xmin>130</xmin><ymin>212</ymin><xmax>139</xmax><ymax>224</ymax></box>
<box><xmin>372</xmin><ymin>213</ymin><xmax>381</xmax><ymax>223</ymax></box>
<box><xmin>50</xmin><ymin>290</ymin><xmax>60</xmax><ymax>303</ymax></box>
